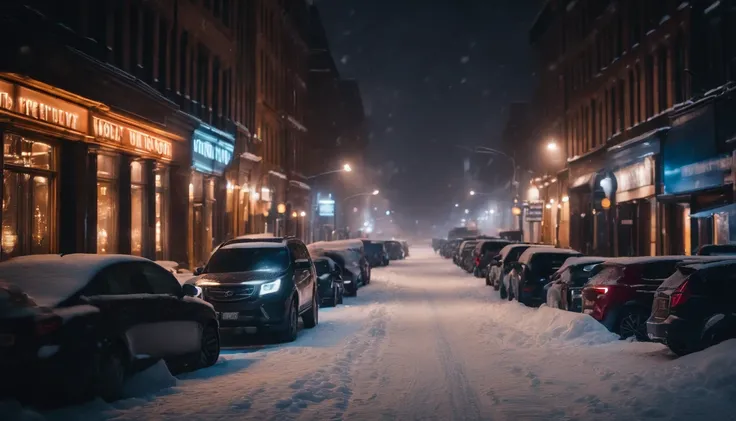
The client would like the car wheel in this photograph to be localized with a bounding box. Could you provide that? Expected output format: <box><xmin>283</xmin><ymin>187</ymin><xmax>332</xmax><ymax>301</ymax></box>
<box><xmin>278</xmin><ymin>300</ymin><xmax>299</xmax><ymax>343</ymax></box>
<box><xmin>198</xmin><ymin>324</ymin><xmax>220</xmax><ymax>368</ymax></box>
<box><xmin>618</xmin><ymin>308</ymin><xmax>649</xmax><ymax>341</ymax></box>
<box><xmin>95</xmin><ymin>346</ymin><xmax>126</xmax><ymax>402</ymax></box>
<box><xmin>485</xmin><ymin>276</ymin><xmax>491</xmax><ymax>286</ymax></box>
<box><xmin>499</xmin><ymin>282</ymin><xmax>508</xmax><ymax>300</ymax></box>
<box><xmin>303</xmin><ymin>293</ymin><xmax>319</xmax><ymax>328</ymax></box>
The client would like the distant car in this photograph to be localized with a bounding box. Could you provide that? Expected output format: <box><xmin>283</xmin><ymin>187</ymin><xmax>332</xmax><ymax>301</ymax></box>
<box><xmin>362</xmin><ymin>240</ymin><xmax>389</xmax><ymax>267</ymax></box>
<box><xmin>313</xmin><ymin>257</ymin><xmax>344</xmax><ymax>307</ymax></box>
<box><xmin>545</xmin><ymin>257</ymin><xmax>606</xmax><ymax>312</ymax></box>
<box><xmin>472</xmin><ymin>240</ymin><xmax>510</xmax><ymax>278</ymax></box>
<box><xmin>491</xmin><ymin>244</ymin><xmax>553</xmax><ymax>297</ymax></box>
<box><xmin>457</xmin><ymin>240</ymin><xmax>478</xmax><ymax>270</ymax></box>
<box><xmin>507</xmin><ymin>248</ymin><xmax>582</xmax><ymax>306</ymax></box>
<box><xmin>0</xmin><ymin>254</ymin><xmax>219</xmax><ymax>404</ymax></box>
<box><xmin>694</xmin><ymin>244</ymin><xmax>736</xmax><ymax>256</ymax></box>
<box><xmin>190</xmin><ymin>238</ymin><xmax>318</xmax><ymax>343</ymax></box>
<box><xmin>385</xmin><ymin>241</ymin><xmax>405</xmax><ymax>260</ymax></box>
<box><xmin>310</xmin><ymin>239</ymin><xmax>371</xmax><ymax>284</ymax></box>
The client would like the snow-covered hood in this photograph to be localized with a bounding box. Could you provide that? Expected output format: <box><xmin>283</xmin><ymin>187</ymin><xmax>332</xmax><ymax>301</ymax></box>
<box><xmin>194</xmin><ymin>270</ymin><xmax>286</xmax><ymax>286</ymax></box>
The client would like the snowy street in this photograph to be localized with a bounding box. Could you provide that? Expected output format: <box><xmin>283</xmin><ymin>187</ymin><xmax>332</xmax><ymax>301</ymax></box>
<box><xmin>8</xmin><ymin>247</ymin><xmax>736</xmax><ymax>421</ymax></box>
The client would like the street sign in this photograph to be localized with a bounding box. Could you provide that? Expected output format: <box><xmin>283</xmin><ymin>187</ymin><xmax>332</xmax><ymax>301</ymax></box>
<box><xmin>525</xmin><ymin>200</ymin><xmax>544</xmax><ymax>222</ymax></box>
<box><xmin>318</xmin><ymin>199</ymin><xmax>335</xmax><ymax>217</ymax></box>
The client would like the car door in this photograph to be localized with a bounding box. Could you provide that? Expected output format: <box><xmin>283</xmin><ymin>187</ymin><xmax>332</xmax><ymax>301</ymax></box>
<box><xmin>300</xmin><ymin>243</ymin><xmax>317</xmax><ymax>301</ymax></box>
<box><xmin>80</xmin><ymin>262</ymin><xmax>160</xmax><ymax>360</ymax></box>
<box><xmin>139</xmin><ymin>262</ymin><xmax>202</xmax><ymax>357</ymax></box>
<box><xmin>289</xmin><ymin>242</ymin><xmax>311</xmax><ymax>311</ymax></box>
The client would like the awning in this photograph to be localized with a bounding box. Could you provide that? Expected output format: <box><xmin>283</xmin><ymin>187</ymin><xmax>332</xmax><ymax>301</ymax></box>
<box><xmin>570</xmin><ymin>172</ymin><xmax>594</xmax><ymax>189</ymax></box>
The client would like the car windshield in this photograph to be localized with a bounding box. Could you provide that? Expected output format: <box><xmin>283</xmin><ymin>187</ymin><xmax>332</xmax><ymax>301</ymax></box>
<box><xmin>588</xmin><ymin>265</ymin><xmax>625</xmax><ymax>286</ymax></box>
<box><xmin>505</xmin><ymin>246</ymin><xmax>530</xmax><ymax>262</ymax></box>
<box><xmin>365</xmin><ymin>243</ymin><xmax>383</xmax><ymax>254</ymax></box>
<box><xmin>314</xmin><ymin>260</ymin><xmax>331</xmax><ymax>275</ymax></box>
<box><xmin>206</xmin><ymin>248</ymin><xmax>289</xmax><ymax>273</ymax></box>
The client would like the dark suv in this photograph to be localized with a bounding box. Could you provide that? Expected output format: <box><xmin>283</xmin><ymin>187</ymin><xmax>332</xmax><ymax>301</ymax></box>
<box><xmin>190</xmin><ymin>238</ymin><xmax>318</xmax><ymax>343</ymax></box>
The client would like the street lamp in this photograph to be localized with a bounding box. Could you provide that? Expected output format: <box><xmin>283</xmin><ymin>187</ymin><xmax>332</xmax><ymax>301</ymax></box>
<box><xmin>372</xmin><ymin>189</ymin><xmax>379</xmax><ymax>195</ymax></box>
<box><xmin>469</xmin><ymin>190</ymin><xmax>476</xmax><ymax>196</ymax></box>
<box><xmin>305</xmin><ymin>163</ymin><xmax>353</xmax><ymax>180</ymax></box>
<box><xmin>546</xmin><ymin>141</ymin><xmax>559</xmax><ymax>151</ymax></box>
<box><xmin>454</xmin><ymin>203</ymin><xmax>459</xmax><ymax>207</ymax></box>
<box><xmin>464</xmin><ymin>209</ymin><xmax>470</xmax><ymax>214</ymax></box>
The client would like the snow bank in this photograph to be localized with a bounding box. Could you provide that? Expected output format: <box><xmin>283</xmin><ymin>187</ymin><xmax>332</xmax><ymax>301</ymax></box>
<box><xmin>121</xmin><ymin>360</ymin><xmax>178</xmax><ymax>398</ymax></box>
<box><xmin>487</xmin><ymin>302</ymin><xmax>618</xmax><ymax>347</ymax></box>
<box><xmin>0</xmin><ymin>401</ymin><xmax>44</xmax><ymax>421</ymax></box>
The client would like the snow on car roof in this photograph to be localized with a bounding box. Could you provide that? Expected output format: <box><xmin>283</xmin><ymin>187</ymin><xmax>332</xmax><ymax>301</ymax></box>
<box><xmin>233</xmin><ymin>233</ymin><xmax>277</xmax><ymax>239</ymax></box>
<box><xmin>220</xmin><ymin>242</ymin><xmax>286</xmax><ymax>250</ymax></box>
<box><xmin>554</xmin><ymin>256</ymin><xmax>607</xmax><ymax>274</ymax></box>
<box><xmin>518</xmin><ymin>247</ymin><xmax>581</xmax><ymax>263</ymax></box>
<box><xmin>601</xmin><ymin>255</ymin><xmax>699</xmax><ymax>266</ymax></box>
<box><xmin>679</xmin><ymin>258</ymin><xmax>736</xmax><ymax>271</ymax></box>
<box><xmin>0</xmin><ymin>254</ymin><xmax>149</xmax><ymax>307</ymax></box>
<box><xmin>155</xmin><ymin>260</ymin><xmax>180</xmax><ymax>269</ymax></box>
<box><xmin>309</xmin><ymin>240</ymin><xmax>364</xmax><ymax>251</ymax></box>
<box><xmin>499</xmin><ymin>243</ymin><xmax>551</xmax><ymax>258</ymax></box>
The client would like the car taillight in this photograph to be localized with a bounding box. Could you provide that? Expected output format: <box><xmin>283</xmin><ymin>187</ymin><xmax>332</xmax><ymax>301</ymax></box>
<box><xmin>475</xmin><ymin>257</ymin><xmax>480</xmax><ymax>266</ymax></box>
<box><xmin>35</xmin><ymin>317</ymin><xmax>62</xmax><ymax>336</ymax></box>
<box><xmin>670</xmin><ymin>280</ymin><xmax>691</xmax><ymax>309</ymax></box>
<box><xmin>583</xmin><ymin>286</ymin><xmax>608</xmax><ymax>301</ymax></box>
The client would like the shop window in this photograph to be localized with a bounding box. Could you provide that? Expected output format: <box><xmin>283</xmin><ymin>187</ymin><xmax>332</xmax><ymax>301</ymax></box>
<box><xmin>2</xmin><ymin>134</ymin><xmax>55</xmax><ymax>259</ymax></box>
<box><xmin>130</xmin><ymin>161</ymin><xmax>148</xmax><ymax>256</ymax></box>
<box><xmin>155</xmin><ymin>166</ymin><xmax>169</xmax><ymax>260</ymax></box>
<box><xmin>191</xmin><ymin>172</ymin><xmax>215</xmax><ymax>267</ymax></box>
<box><xmin>97</xmin><ymin>154</ymin><xmax>119</xmax><ymax>254</ymax></box>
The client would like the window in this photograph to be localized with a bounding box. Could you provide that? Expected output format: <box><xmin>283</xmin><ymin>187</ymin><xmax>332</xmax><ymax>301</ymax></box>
<box><xmin>158</xmin><ymin>18</ymin><xmax>169</xmax><ymax>87</ymax></box>
<box><xmin>590</xmin><ymin>99</ymin><xmax>597</xmax><ymax>147</ymax></box>
<box><xmin>142</xmin><ymin>8</ymin><xmax>155</xmax><ymax>83</ymax></box>
<box><xmin>179</xmin><ymin>31</ymin><xmax>189</xmax><ymax>94</ymax></box>
<box><xmin>88</xmin><ymin>1</ymin><xmax>108</xmax><ymax>48</ymax></box>
<box><xmin>87</xmin><ymin>262</ymin><xmax>153</xmax><ymax>295</ymax></box>
<box><xmin>155</xmin><ymin>166</ymin><xmax>169</xmax><ymax>260</ymax></box>
<box><xmin>130</xmin><ymin>4</ymin><xmax>141</xmax><ymax>73</ymax></box>
<box><xmin>673</xmin><ymin>31</ymin><xmax>685</xmax><ymax>104</ymax></box>
<box><xmin>628</xmin><ymin>69</ymin><xmax>636</xmax><ymax>125</ymax></box>
<box><xmin>314</xmin><ymin>260</ymin><xmax>330</xmax><ymax>275</ymax></box>
<box><xmin>130</xmin><ymin>161</ymin><xmax>147</xmax><ymax>256</ymax></box>
<box><xmin>629</xmin><ymin>2</ymin><xmax>641</xmax><ymax>46</ymax></box>
<box><xmin>645</xmin><ymin>55</ymin><xmax>655</xmax><ymax>118</ymax></box>
<box><xmin>97</xmin><ymin>154</ymin><xmax>119</xmax><ymax>254</ymax></box>
<box><xmin>617</xmin><ymin>80</ymin><xmax>625</xmax><ymax>132</ymax></box>
<box><xmin>657</xmin><ymin>47</ymin><xmax>669</xmax><ymax>112</ymax></box>
<box><xmin>2</xmin><ymin>134</ymin><xmax>55</xmax><ymax>259</ymax></box>
<box><xmin>113</xmin><ymin>6</ymin><xmax>125</xmax><ymax>66</ymax></box>
<box><xmin>141</xmin><ymin>262</ymin><xmax>181</xmax><ymax>296</ymax></box>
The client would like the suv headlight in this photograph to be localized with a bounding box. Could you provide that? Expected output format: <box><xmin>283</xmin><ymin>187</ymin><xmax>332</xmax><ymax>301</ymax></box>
<box><xmin>260</xmin><ymin>278</ymin><xmax>282</xmax><ymax>296</ymax></box>
<box><xmin>194</xmin><ymin>286</ymin><xmax>203</xmax><ymax>298</ymax></box>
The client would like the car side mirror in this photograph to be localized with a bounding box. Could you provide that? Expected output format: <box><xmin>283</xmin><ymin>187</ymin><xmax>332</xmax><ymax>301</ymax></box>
<box><xmin>182</xmin><ymin>283</ymin><xmax>199</xmax><ymax>297</ymax></box>
<box><xmin>194</xmin><ymin>267</ymin><xmax>204</xmax><ymax>276</ymax></box>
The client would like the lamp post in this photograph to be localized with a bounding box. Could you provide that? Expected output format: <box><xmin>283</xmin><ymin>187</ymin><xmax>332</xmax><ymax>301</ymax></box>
<box><xmin>305</xmin><ymin>163</ymin><xmax>352</xmax><ymax>180</ymax></box>
<box><xmin>339</xmin><ymin>190</ymin><xmax>379</xmax><ymax>238</ymax></box>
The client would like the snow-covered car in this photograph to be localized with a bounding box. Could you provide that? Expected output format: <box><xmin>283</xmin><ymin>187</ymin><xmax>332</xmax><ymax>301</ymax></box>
<box><xmin>472</xmin><ymin>240</ymin><xmax>510</xmax><ymax>278</ymax></box>
<box><xmin>491</xmin><ymin>244</ymin><xmax>552</xmax><ymax>294</ymax></box>
<box><xmin>507</xmin><ymin>248</ymin><xmax>582</xmax><ymax>306</ymax></box>
<box><xmin>310</xmin><ymin>248</ymin><xmax>362</xmax><ymax>297</ymax></box>
<box><xmin>310</xmin><ymin>240</ymin><xmax>371</xmax><ymax>284</ymax></box>
<box><xmin>0</xmin><ymin>254</ymin><xmax>220</xmax><ymax>404</ymax></box>
<box><xmin>156</xmin><ymin>260</ymin><xmax>196</xmax><ymax>285</ymax></box>
<box><xmin>545</xmin><ymin>257</ymin><xmax>605</xmax><ymax>312</ymax></box>
<box><xmin>191</xmin><ymin>239</ymin><xmax>319</xmax><ymax>343</ymax></box>
<box><xmin>313</xmin><ymin>257</ymin><xmax>344</xmax><ymax>307</ymax></box>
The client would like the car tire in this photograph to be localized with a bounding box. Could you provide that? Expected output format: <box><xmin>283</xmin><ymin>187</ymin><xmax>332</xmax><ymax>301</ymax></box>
<box><xmin>95</xmin><ymin>346</ymin><xmax>127</xmax><ymax>403</ymax></box>
<box><xmin>303</xmin><ymin>293</ymin><xmax>319</xmax><ymax>328</ymax></box>
<box><xmin>198</xmin><ymin>324</ymin><xmax>220</xmax><ymax>369</ymax></box>
<box><xmin>499</xmin><ymin>282</ymin><xmax>508</xmax><ymax>300</ymax></box>
<box><xmin>485</xmin><ymin>276</ymin><xmax>491</xmax><ymax>286</ymax></box>
<box><xmin>617</xmin><ymin>308</ymin><xmax>649</xmax><ymax>341</ymax></box>
<box><xmin>278</xmin><ymin>300</ymin><xmax>299</xmax><ymax>343</ymax></box>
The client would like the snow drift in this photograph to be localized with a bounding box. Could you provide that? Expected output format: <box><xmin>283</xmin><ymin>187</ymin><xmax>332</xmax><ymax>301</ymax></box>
<box><xmin>486</xmin><ymin>301</ymin><xmax>619</xmax><ymax>347</ymax></box>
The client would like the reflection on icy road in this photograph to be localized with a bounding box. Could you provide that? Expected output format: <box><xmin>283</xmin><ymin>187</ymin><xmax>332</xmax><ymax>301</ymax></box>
<box><xmin>24</xmin><ymin>247</ymin><xmax>736</xmax><ymax>420</ymax></box>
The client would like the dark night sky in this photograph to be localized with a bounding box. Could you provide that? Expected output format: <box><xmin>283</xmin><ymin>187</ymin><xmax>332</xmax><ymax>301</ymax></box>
<box><xmin>316</xmin><ymin>0</ymin><xmax>544</xmax><ymax>225</ymax></box>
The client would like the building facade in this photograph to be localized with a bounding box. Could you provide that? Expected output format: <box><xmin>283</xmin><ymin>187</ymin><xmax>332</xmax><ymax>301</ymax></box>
<box><xmin>528</xmin><ymin>0</ymin><xmax>736</xmax><ymax>256</ymax></box>
<box><xmin>0</xmin><ymin>0</ymin><xmax>261</xmax><ymax>268</ymax></box>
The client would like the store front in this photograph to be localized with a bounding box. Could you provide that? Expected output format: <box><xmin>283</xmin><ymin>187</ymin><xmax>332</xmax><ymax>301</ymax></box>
<box><xmin>0</xmin><ymin>75</ymin><xmax>182</xmax><ymax>261</ymax></box>
<box><xmin>606</xmin><ymin>129</ymin><xmax>665</xmax><ymax>257</ymax></box>
<box><xmin>190</xmin><ymin>124</ymin><xmax>235</xmax><ymax>268</ymax></box>
<box><xmin>266</xmin><ymin>170</ymin><xmax>288</xmax><ymax>236</ymax></box>
<box><xmin>288</xmin><ymin>179</ymin><xmax>311</xmax><ymax>241</ymax></box>
<box><xmin>660</xmin><ymin>97</ymin><xmax>736</xmax><ymax>255</ymax></box>
<box><xmin>567</xmin><ymin>148</ymin><xmax>607</xmax><ymax>255</ymax></box>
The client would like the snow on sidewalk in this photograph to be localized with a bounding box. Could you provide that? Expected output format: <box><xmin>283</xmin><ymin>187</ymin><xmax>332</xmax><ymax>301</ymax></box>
<box><xmin>2</xmin><ymin>247</ymin><xmax>736</xmax><ymax>420</ymax></box>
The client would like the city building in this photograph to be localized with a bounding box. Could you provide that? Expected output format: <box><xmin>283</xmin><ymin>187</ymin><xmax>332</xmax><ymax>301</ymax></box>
<box><xmin>529</xmin><ymin>0</ymin><xmax>735</xmax><ymax>256</ymax></box>
<box><xmin>0</xmin><ymin>0</ymin><xmax>259</xmax><ymax>268</ymax></box>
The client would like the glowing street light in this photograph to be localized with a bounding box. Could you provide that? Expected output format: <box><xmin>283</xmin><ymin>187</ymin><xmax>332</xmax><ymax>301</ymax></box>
<box><xmin>343</xmin><ymin>163</ymin><xmax>353</xmax><ymax>172</ymax></box>
<box><xmin>299</xmin><ymin>211</ymin><xmax>306</xmax><ymax>217</ymax></box>
<box><xmin>372</xmin><ymin>189</ymin><xmax>380</xmax><ymax>195</ymax></box>
<box><xmin>546</xmin><ymin>141</ymin><xmax>559</xmax><ymax>151</ymax></box>
<box><xmin>490</xmin><ymin>209</ymin><xmax>496</xmax><ymax>215</ymax></box>
<box><xmin>469</xmin><ymin>190</ymin><xmax>476</xmax><ymax>196</ymax></box>
<box><xmin>464</xmin><ymin>209</ymin><xmax>470</xmax><ymax>214</ymax></box>
<box><xmin>454</xmin><ymin>203</ymin><xmax>459</xmax><ymax>207</ymax></box>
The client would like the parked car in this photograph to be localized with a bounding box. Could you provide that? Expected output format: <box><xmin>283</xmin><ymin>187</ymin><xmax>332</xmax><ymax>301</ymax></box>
<box><xmin>321</xmin><ymin>251</ymin><xmax>361</xmax><ymax>297</ymax></box>
<box><xmin>311</xmin><ymin>240</ymin><xmax>371</xmax><ymax>284</ymax></box>
<box><xmin>432</xmin><ymin>238</ymin><xmax>446</xmax><ymax>253</ymax></box>
<box><xmin>362</xmin><ymin>240</ymin><xmax>389</xmax><ymax>267</ymax></box>
<box><xmin>647</xmin><ymin>259</ymin><xmax>736</xmax><ymax>355</ymax></box>
<box><xmin>545</xmin><ymin>257</ymin><xmax>606</xmax><ymax>312</ymax></box>
<box><xmin>472</xmin><ymin>240</ymin><xmax>511</xmax><ymax>278</ymax></box>
<box><xmin>441</xmin><ymin>239</ymin><xmax>463</xmax><ymax>259</ymax></box>
<box><xmin>0</xmin><ymin>254</ymin><xmax>219</xmax><ymax>404</ymax></box>
<box><xmin>508</xmin><ymin>248</ymin><xmax>582</xmax><ymax>306</ymax></box>
<box><xmin>190</xmin><ymin>239</ymin><xmax>318</xmax><ymax>343</ymax></box>
<box><xmin>313</xmin><ymin>257</ymin><xmax>344</xmax><ymax>307</ymax></box>
<box><xmin>385</xmin><ymin>240</ymin><xmax>405</xmax><ymax>260</ymax></box>
<box><xmin>581</xmin><ymin>256</ymin><xmax>710</xmax><ymax>340</ymax></box>
<box><xmin>457</xmin><ymin>240</ymin><xmax>479</xmax><ymax>271</ymax></box>
<box><xmin>489</xmin><ymin>243</ymin><xmax>553</xmax><ymax>295</ymax></box>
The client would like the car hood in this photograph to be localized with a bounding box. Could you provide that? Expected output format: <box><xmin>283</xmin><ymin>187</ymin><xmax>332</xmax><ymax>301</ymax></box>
<box><xmin>194</xmin><ymin>270</ymin><xmax>287</xmax><ymax>285</ymax></box>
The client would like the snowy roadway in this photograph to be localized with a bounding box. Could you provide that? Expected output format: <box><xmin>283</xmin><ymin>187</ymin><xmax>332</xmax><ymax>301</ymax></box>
<box><xmin>6</xmin><ymin>247</ymin><xmax>736</xmax><ymax>420</ymax></box>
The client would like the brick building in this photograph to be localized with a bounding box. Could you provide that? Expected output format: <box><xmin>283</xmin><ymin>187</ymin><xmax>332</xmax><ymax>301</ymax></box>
<box><xmin>528</xmin><ymin>0</ymin><xmax>736</xmax><ymax>256</ymax></box>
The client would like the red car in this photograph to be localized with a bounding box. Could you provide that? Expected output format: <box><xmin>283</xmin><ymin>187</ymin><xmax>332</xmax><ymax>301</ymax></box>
<box><xmin>581</xmin><ymin>256</ymin><xmax>694</xmax><ymax>340</ymax></box>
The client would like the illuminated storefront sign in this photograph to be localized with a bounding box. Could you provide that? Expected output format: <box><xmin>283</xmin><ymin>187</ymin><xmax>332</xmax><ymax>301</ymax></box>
<box><xmin>16</xmin><ymin>87</ymin><xmax>88</xmax><ymax>132</ymax></box>
<box><xmin>0</xmin><ymin>80</ymin><xmax>13</xmax><ymax>111</ymax></box>
<box><xmin>92</xmin><ymin>116</ymin><xmax>173</xmax><ymax>160</ymax></box>
<box><xmin>192</xmin><ymin>125</ymin><xmax>235</xmax><ymax>176</ymax></box>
